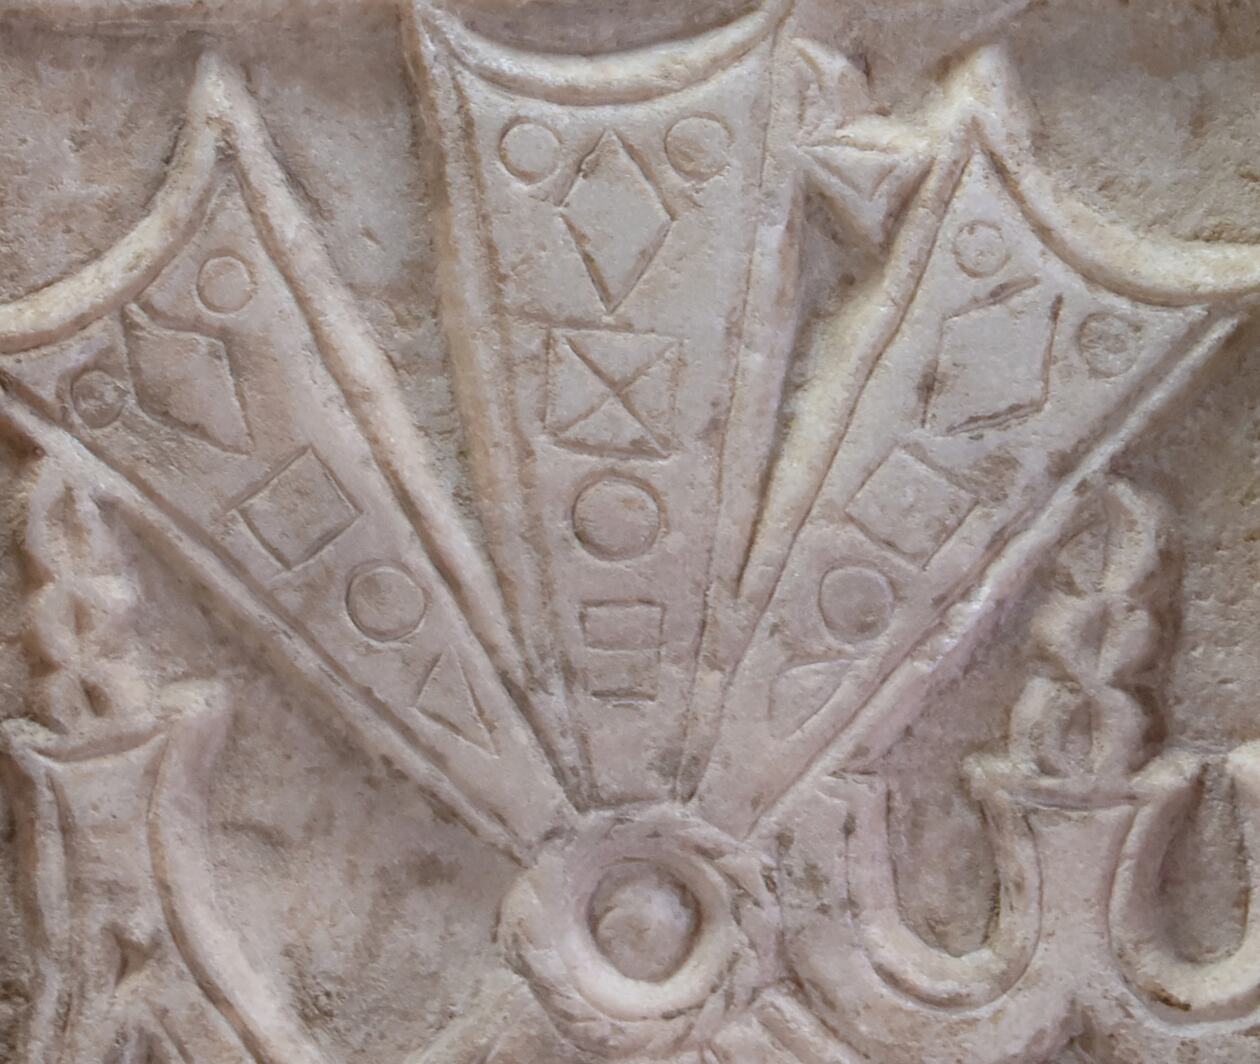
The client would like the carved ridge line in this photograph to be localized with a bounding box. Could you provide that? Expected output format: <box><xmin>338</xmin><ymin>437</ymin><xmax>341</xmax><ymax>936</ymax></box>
<box><xmin>404</xmin><ymin>977</ymin><xmax>530</xmax><ymax>1064</ymax></box>
<box><xmin>0</xmin><ymin>396</ymin><xmax>533</xmax><ymax>862</ymax></box>
<box><xmin>729</xmin><ymin>94</ymin><xmax>984</xmax><ymax>658</ymax></box>
<box><xmin>412</xmin><ymin>0</ymin><xmax>792</xmax><ymax>106</ymax></box>
<box><xmin>0</xmin><ymin>739</ymin><xmax>73</xmax><ymax>1063</ymax></box>
<box><xmin>748</xmin><ymin>311</ymin><xmax>1243</xmax><ymax>839</ymax></box>
<box><xmin>676</xmin><ymin>10</ymin><xmax>802</xmax><ymax>799</ymax></box>
<box><xmin>677</xmin><ymin>123</ymin><xmax>968</xmax><ymax>802</ymax></box>
<box><xmin>970</xmin><ymin>45</ymin><xmax>1260</xmax><ymax>306</ymax></box>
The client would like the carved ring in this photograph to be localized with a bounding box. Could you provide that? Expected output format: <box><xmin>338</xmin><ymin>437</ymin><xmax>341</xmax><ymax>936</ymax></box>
<box><xmin>498</xmin><ymin>805</ymin><xmax>779</xmax><ymax>1057</ymax></box>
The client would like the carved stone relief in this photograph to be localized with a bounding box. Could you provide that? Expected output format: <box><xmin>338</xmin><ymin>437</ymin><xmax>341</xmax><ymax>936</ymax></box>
<box><xmin>2</xmin><ymin>2</ymin><xmax>1260</xmax><ymax>1062</ymax></box>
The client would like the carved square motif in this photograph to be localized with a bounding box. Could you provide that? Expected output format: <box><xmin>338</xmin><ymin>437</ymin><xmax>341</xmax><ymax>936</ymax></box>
<box><xmin>545</xmin><ymin>328</ymin><xmax>679</xmax><ymax>458</ymax></box>
<box><xmin>846</xmin><ymin>448</ymin><xmax>974</xmax><ymax>564</ymax></box>
<box><xmin>238</xmin><ymin>448</ymin><xmax>359</xmax><ymax>568</ymax></box>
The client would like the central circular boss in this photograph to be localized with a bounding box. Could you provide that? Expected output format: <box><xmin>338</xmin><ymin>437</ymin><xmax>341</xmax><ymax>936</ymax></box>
<box><xmin>498</xmin><ymin>806</ymin><xmax>779</xmax><ymax>1057</ymax></box>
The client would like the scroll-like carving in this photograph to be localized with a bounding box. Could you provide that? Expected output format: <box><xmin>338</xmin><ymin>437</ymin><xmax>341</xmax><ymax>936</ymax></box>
<box><xmin>1110</xmin><ymin>746</ymin><xmax>1260</xmax><ymax>1022</ymax></box>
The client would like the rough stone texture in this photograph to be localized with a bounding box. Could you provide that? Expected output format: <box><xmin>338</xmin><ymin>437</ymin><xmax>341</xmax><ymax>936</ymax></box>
<box><xmin>1</xmin><ymin>2</ymin><xmax>1260</xmax><ymax>1062</ymax></box>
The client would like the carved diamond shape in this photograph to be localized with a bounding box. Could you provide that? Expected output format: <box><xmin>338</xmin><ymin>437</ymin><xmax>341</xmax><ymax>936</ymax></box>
<box><xmin>562</xmin><ymin>132</ymin><xmax>672</xmax><ymax>311</ymax></box>
<box><xmin>926</xmin><ymin>282</ymin><xmax>1059</xmax><ymax>435</ymax></box>
<box><xmin>238</xmin><ymin>448</ymin><xmax>359</xmax><ymax>568</ymax></box>
<box><xmin>122</xmin><ymin>304</ymin><xmax>250</xmax><ymax>453</ymax></box>
<box><xmin>847</xmin><ymin>449</ymin><xmax>974</xmax><ymax>564</ymax></box>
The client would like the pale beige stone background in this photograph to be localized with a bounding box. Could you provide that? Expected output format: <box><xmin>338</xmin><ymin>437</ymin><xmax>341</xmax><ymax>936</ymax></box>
<box><xmin>1</xmin><ymin>1</ymin><xmax>1259</xmax><ymax>1058</ymax></box>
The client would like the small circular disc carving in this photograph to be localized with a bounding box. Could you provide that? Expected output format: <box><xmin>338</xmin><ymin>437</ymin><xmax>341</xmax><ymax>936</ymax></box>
<box><xmin>665</xmin><ymin>116</ymin><xmax>732</xmax><ymax>182</ymax></box>
<box><xmin>1077</xmin><ymin>312</ymin><xmax>1141</xmax><ymax>378</ymax></box>
<box><xmin>499</xmin><ymin>120</ymin><xmax>561</xmax><ymax>183</ymax></box>
<box><xmin>572</xmin><ymin>476</ymin><xmax>662</xmax><ymax>561</ymax></box>
<box><xmin>819</xmin><ymin>565</ymin><xmax>895</xmax><ymax>642</ymax></box>
<box><xmin>346</xmin><ymin>564</ymin><xmax>427</xmax><ymax>642</ymax></box>
<box><xmin>952</xmin><ymin>220</ymin><xmax>1009</xmax><ymax>278</ymax></box>
<box><xmin>589</xmin><ymin>861</ymin><xmax>701</xmax><ymax>983</ymax></box>
<box><xmin>70</xmin><ymin>368</ymin><xmax>127</xmax><ymax>429</ymax></box>
<box><xmin>196</xmin><ymin>254</ymin><xmax>256</xmax><ymax>314</ymax></box>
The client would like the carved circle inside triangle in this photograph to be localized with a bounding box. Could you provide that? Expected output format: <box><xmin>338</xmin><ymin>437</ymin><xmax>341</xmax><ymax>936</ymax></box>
<box><xmin>665</xmin><ymin>116</ymin><xmax>731</xmax><ymax>182</ymax></box>
<box><xmin>499</xmin><ymin>119</ymin><xmax>561</xmax><ymax>183</ymax></box>
<box><xmin>196</xmin><ymin>253</ymin><xmax>256</xmax><ymax>314</ymax></box>
<box><xmin>572</xmin><ymin>474</ymin><xmax>663</xmax><ymax>560</ymax></box>
<box><xmin>70</xmin><ymin>368</ymin><xmax>127</xmax><ymax>429</ymax></box>
<box><xmin>952</xmin><ymin>220</ymin><xmax>1009</xmax><ymax>278</ymax></box>
<box><xmin>1077</xmin><ymin>311</ymin><xmax>1142</xmax><ymax>378</ymax></box>
<box><xmin>819</xmin><ymin>565</ymin><xmax>895</xmax><ymax>642</ymax></box>
<box><xmin>346</xmin><ymin>563</ymin><xmax>427</xmax><ymax>642</ymax></box>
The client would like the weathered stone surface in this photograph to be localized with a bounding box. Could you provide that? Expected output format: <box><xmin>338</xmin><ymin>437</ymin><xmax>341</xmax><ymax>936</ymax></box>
<box><xmin>2</xmin><ymin>2</ymin><xmax>1260</xmax><ymax>1062</ymax></box>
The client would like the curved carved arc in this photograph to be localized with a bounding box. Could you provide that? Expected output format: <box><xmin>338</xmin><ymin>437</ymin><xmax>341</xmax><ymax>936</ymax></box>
<box><xmin>831</xmin><ymin>765</ymin><xmax>1041</xmax><ymax>1008</ymax></box>
<box><xmin>967</xmin><ymin>46</ymin><xmax>1260</xmax><ymax>306</ymax></box>
<box><xmin>149</xmin><ymin>685</ymin><xmax>330</xmax><ymax>1064</ymax></box>
<box><xmin>1109</xmin><ymin>745</ymin><xmax>1260</xmax><ymax>1023</ymax></box>
<box><xmin>777</xmin><ymin>785</ymin><xmax>1072</xmax><ymax>1064</ymax></box>
<box><xmin>0</xmin><ymin>78</ymin><xmax>221</xmax><ymax>355</ymax></box>
<box><xmin>0</xmin><ymin>404</ymin><xmax>537</xmax><ymax>863</ymax></box>
<box><xmin>0</xmin><ymin>49</ymin><xmax>525</xmax><ymax>709</ymax></box>
<box><xmin>409</xmin><ymin>0</ymin><xmax>792</xmax><ymax>106</ymax></box>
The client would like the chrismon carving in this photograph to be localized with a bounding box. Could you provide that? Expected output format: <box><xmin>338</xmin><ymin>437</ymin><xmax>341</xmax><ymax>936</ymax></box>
<box><xmin>3</xmin><ymin>2</ymin><xmax>1260</xmax><ymax>1063</ymax></box>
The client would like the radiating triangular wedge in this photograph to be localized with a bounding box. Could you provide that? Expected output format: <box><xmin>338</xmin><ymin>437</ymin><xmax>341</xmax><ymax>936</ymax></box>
<box><xmin>0</xmin><ymin>53</ymin><xmax>566</xmax><ymax>858</ymax></box>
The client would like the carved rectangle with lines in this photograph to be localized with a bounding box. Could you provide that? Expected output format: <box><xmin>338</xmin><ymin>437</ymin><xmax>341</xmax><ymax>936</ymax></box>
<box><xmin>580</xmin><ymin>601</ymin><xmax>664</xmax><ymax>699</ymax></box>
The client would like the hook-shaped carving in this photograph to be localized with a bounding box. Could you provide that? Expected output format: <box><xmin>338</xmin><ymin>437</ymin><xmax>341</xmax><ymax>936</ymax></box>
<box><xmin>778</xmin><ymin>779</ymin><xmax>1069</xmax><ymax>1064</ymax></box>
<box><xmin>1110</xmin><ymin>744</ymin><xmax>1260</xmax><ymax>1021</ymax></box>
<box><xmin>831</xmin><ymin>760</ymin><xmax>1041</xmax><ymax>1008</ymax></box>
